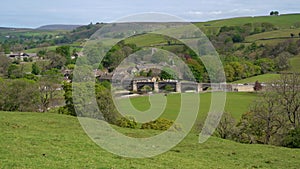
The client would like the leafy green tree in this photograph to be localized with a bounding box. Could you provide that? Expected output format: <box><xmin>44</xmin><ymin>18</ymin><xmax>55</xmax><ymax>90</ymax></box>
<box><xmin>232</xmin><ymin>33</ymin><xmax>244</xmax><ymax>43</ymax></box>
<box><xmin>254</xmin><ymin>58</ymin><xmax>275</xmax><ymax>74</ymax></box>
<box><xmin>62</xmin><ymin>81</ymin><xmax>120</xmax><ymax>124</ymax></box>
<box><xmin>7</xmin><ymin>64</ymin><xmax>23</xmax><ymax>79</ymax></box>
<box><xmin>31</xmin><ymin>62</ymin><xmax>40</xmax><ymax>75</ymax></box>
<box><xmin>242</xmin><ymin>61</ymin><xmax>261</xmax><ymax>78</ymax></box>
<box><xmin>160</xmin><ymin>68</ymin><xmax>178</xmax><ymax>80</ymax></box>
<box><xmin>141</xmin><ymin>85</ymin><xmax>152</xmax><ymax>93</ymax></box>
<box><xmin>147</xmin><ymin>69</ymin><xmax>153</xmax><ymax>77</ymax></box>
<box><xmin>95</xmin><ymin>83</ymin><xmax>120</xmax><ymax>124</ymax></box>
<box><xmin>283</xmin><ymin>127</ymin><xmax>300</xmax><ymax>148</ymax></box>
<box><xmin>0</xmin><ymin>79</ymin><xmax>39</xmax><ymax>112</ymax></box>
<box><xmin>46</xmin><ymin>51</ymin><xmax>67</xmax><ymax>70</ymax></box>
<box><xmin>228</xmin><ymin>62</ymin><xmax>244</xmax><ymax>80</ymax></box>
<box><xmin>186</xmin><ymin>59</ymin><xmax>204</xmax><ymax>82</ymax></box>
<box><xmin>62</xmin><ymin>81</ymin><xmax>76</xmax><ymax>116</ymax></box>
<box><xmin>38</xmin><ymin>69</ymin><xmax>63</xmax><ymax>112</ymax></box>
<box><xmin>164</xmin><ymin>84</ymin><xmax>174</xmax><ymax>92</ymax></box>
<box><xmin>224</xmin><ymin>64</ymin><xmax>235</xmax><ymax>82</ymax></box>
<box><xmin>275</xmin><ymin>52</ymin><xmax>290</xmax><ymax>70</ymax></box>
<box><xmin>56</xmin><ymin>45</ymin><xmax>72</xmax><ymax>65</ymax></box>
<box><xmin>0</xmin><ymin>54</ymin><xmax>11</xmax><ymax>76</ymax></box>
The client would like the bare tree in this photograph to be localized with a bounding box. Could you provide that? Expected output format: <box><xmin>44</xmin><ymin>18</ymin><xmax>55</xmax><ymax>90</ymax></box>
<box><xmin>216</xmin><ymin>112</ymin><xmax>236</xmax><ymax>139</ymax></box>
<box><xmin>271</xmin><ymin>73</ymin><xmax>300</xmax><ymax>128</ymax></box>
<box><xmin>250</xmin><ymin>91</ymin><xmax>285</xmax><ymax>144</ymax></box>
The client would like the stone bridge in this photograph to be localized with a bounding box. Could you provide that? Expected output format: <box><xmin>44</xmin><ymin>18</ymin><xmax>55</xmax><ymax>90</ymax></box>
<box><xmin>110</xmin><ymin>79</ymin><xmax>255</xmax><ymax>93</ymax></box>
<box><xmin>129</xmin><ymin>81</ymin><xmax>245</xmax><ymax>93</ymax></box>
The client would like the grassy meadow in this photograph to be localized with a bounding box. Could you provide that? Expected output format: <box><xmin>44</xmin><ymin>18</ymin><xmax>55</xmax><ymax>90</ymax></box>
<box><xmin>0</xmin><ymin>104</ymin><xmax>299</xmax><ymax>168</ymax></box>
<box><xmin>2</xmin><ymin>92</ymin><xmax>300</xmax><ymax>168</ymax></box>
<box><xmin>289</xmin><ymin>55</ymin><xmax>300</xmax><ymax>72</ymax></box>
<box><xmin>195</xmin><ymin>14</ymin><xmax>300</xmax><ymax>29</ymax></box>
<box><xmin>128</xmin><ymin>92</ymin><xmax>256</xmax><ymax>120</ymax></box>
<box><xmin>232</xmin><ymin>74</ymin><xmax>280</xmax><ymax>84</ymax></box>
<box><xmin>2</xmin><ymin>13</ymin><xmax>300</xmax><ymax>169</ymax></box>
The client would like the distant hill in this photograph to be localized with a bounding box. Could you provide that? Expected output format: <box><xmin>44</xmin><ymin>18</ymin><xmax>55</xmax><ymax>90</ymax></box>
<box><xmin>196</xmin><ymin>14</ymin><xmax>300</xmax><ymax>28</ymax></box>
<box><xmin>36</xmin><ymin>24</ymin><xmax>83</xmax><ymax>31</ymax></box>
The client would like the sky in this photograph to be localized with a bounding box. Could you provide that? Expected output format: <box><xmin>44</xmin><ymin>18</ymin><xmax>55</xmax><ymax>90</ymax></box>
<box><xmin>1</xmin><ymin>0</ymin><xmax>299</xmax><ymax>28</ymax></box>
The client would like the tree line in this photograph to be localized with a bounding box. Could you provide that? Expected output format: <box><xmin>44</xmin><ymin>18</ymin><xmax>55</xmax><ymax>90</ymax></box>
<box><xmin>212</xmin><ymin>73</ymin><xmax>300</xmax><ymax>148</ymax></box>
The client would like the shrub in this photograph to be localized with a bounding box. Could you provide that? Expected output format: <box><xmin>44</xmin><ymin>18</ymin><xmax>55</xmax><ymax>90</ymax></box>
<box><xmin>58</xmin><ymin>106</ymin><xmax>74</xmax><ymax>115</ymax></box>
<box><xmin>141</xmin><ymin>118</ymin><xmax>180</xmax><ymax>131</ymax></box>
<box><xmin>116</xmin><ymin>116</ymin><xmax>138</xmax><ymax>129</ymax></box>
<box><xmin>215</xmin><ymin>112</ymin><xmax>236</xmax><ymax>139</ymax></box>
<box><xmin>283</xmin><ymin>127</ymin><xmax>300</xmax><ymax>148</ymax></box>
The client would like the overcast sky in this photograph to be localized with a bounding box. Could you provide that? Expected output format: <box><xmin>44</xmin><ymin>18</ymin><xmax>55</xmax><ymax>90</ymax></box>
<box><xmin>1</xmin><ymin>0</ymin><xmax>299</xmax><ymax>28</ymax></box>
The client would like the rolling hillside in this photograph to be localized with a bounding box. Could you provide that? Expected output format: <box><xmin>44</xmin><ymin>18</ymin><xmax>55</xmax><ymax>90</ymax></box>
<box><xmin>1</xmin><ymin>99</ymin><xmax>300</xmax><ymax>168</ymax></box>
<box><xmin>195</xmin><ymin>14</ymin><xmax>300</xmax><ymax>29</ymax></box>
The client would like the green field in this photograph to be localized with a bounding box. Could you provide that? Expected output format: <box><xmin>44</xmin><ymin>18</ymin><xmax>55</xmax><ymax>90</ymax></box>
<box><xmin>125</xmin><ymin>34</ymin><xmax>169</xmax><ymax>47</ymax></box>
<box><xmin>232</xmin><ymin>74</ymin><xmax>280</xmax><ymax>84</ymax></box>
<box><xmin>195</xmin><ymin>14</ymin><xmax>300</xmax><ymax>29</ymax></box>
<box><xmin>289</xmin><ymin>55</ymin><xmax>300</xmax><ymax>72</ymax></box>
<box><xmin>128</xmin><ymin>92</ymin><xmax>256</xmax><ymax>120</ymax></box>
<box><xmin>1</xmin><ymin>101</ymin><xmax>300</xmax><ymax>168</ymax></box>
<box><xmin>245</xmin><ymin>28</ymin><xmax>300</xmax><ymax>42</ymax></box>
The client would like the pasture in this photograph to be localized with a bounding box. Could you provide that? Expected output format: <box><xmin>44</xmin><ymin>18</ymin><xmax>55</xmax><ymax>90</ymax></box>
<box><xmin>1</xmin><ymin>106</ymin><xmax>300</xmax><ymax>168</ymax></box>
<box><xmin>232</xmin><ymin>74</ymin><xmax>280</xmax><ymax>84</ymax></box>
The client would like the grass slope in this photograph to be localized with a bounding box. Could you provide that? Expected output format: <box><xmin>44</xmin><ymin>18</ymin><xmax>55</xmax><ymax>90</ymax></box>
<box><xmin>1</xmin><ymin>111</ymin><xmax>300</xmax><ymax>169</ymax></box>
<box><xmin>195</xmin><ymin>14</ymin><xmax>300</xmax><ymax>29</ymax></box>
<box><xmin>129</xmin><ymin>92</ymin><xmax>256</xmax><ymax>120</ymax></box>
<box><xmin>232</xmin><ymin>74</ymin><xmax>280</xmax><ymax>84</ymax></box>
<box><xmin>289</xmin><ymin>55</ymin><xmax>300</xmax><ymax>72</ymax></box>
<box><xmin>245</xmin><ymin>28</ymin><xmax>300</xmax><ymax>42</ymax></box>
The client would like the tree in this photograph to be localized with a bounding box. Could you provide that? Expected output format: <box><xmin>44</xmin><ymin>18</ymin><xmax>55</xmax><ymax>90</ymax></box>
<box><xmin>164</xmin><ymin>84</ymin><xmax>174</xmax><ymax>92</ymax></box>
<box><xmin>186</xmin><ymin>58</ymin><xmax>204</xmax><ymax>82</ymax></box>
<box><xmin>38</xmin><ymin>69</ymin><xmax>63</xmax><ymax>112</ymax></box>
<box><xmin>7</xmin><ymin>64</ymin><xmax>23</xmax><ymax>79</ymax></box>
<box><xmin>224</xmin><ymin>64</ymin><xmax>235</xmax><ymax>82</ymax></box>
<box><xmin>61</xmin><ymin>81</ymin><xmax>76</xmax><ymax>116</ymax></box>
<box><xmin>271</xmin><ymin>73</ymin><xmax>300</xmax><ymax>128</ymax></box>
<box><xmin>270</xmin><ymin>11</ymin><xmax>279</xmax><ymax>16</ymax></box>
<box><xmin>228</xmin><ymin>62</ymin><xmax>244</xmax><ymax>80</ymax></box>
<box><xmin>160</xmin><ymin>69</ymin><xmax>178</xmax><ymax>80</ymax></box>
<box><xmin>253</xmin><ymin>80</ymin><xmax>262</xmax><ymax>91</ymax></box>
<box><xmin>141</xmin><ymin>85</ymin><xmax>152</xmax><ymax>93</ymax></box>
<box><xmin>249</xmin><ymin>91</ymin><xmax>285</xmax><ymax>144</ymax></box>
<box><xmin>0</xmin><ymin>54</ymin><xmax>11</xmax><ymax>76</ymax></box>
<box><xmin>45</xmin><ymin>51</ymin><xmax>67</xmax><ymax>70</ymax></box>
<box><xmin>232</xmin><ymin>33</ymin><xmax>244</xmax><ymax>43</ymax></box>
<box><xmin>95</xmin><ymin>83</ymin><xmax>120</xmax><ymax>124</ymax></box>
<box><xmin>56</xmin><ymin>45</ymin><xmax>71</xmax><ymax>65</ymax></box>
<box><xmin>216</xmin><ymin>112</ymin><xmax>236</xmax><ymax>139</ymax></box>
<box><xmin>275</xmin><ymin>52</ymin><xmax>290</xmax><ymax>70</ymax></box>
<box><xmin>283</xmin><ymin>127</ymin><xmax>300</xmax><ymax>148</ymax></box>
<box><xmin>31</xmin><ymin>62</ymin><xmax>40</xmax><ymax>75</ymax></box>
<box><xmin>61</xmin><ymin>81</ymin><xmax>120</xmax><ymax>124</ymax></box>
<box><xmin>0</xmin><ymin>79</ymin><xmax>39</xmax><ymax>112</ymax></box>
<box><xmin>254</xmin><ymin>58</ymin><xmax>275</xmax><ymax>74</ymax></box>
